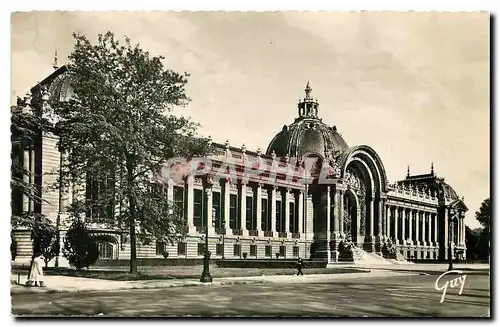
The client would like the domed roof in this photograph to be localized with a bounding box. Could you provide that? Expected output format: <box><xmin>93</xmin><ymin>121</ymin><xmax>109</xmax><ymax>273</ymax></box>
<box><xmin>47</xmin><ymin>71</ymin><xmax>74</xmax><ymax>103</ymax></box>
<box><xmin>400</xmin><ymin>164</ymin><xmax>463</xmax><ymax>205</ymax></box>
<box><xmin>266</xmin><ymin>82</ymin><xmax>349</xmax><ymax>159</ymax></box>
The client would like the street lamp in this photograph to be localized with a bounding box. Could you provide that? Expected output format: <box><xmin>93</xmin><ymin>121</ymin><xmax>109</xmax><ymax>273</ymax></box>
<box><xmin>200</xmin><ymin>188</ymin><xmax>213</xmax><ymax>283</ymax></box>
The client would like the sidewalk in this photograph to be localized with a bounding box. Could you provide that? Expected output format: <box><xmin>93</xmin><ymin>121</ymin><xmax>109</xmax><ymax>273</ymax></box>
<box><xmin>352</xmin><ymin>263</ymin><xmax>490</xmax><ymax>273</ymax></box>
<box><xmin>11</xmin><ymin>270</ymin><xmax>413</xmax><ymax>294</ymax></box>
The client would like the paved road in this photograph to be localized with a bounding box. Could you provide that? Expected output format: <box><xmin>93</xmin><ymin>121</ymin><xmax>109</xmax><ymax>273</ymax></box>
<box><xmin>12</xmin><ymin>273</ymin><xmax>490</xmax><ymax>317</ymax></box>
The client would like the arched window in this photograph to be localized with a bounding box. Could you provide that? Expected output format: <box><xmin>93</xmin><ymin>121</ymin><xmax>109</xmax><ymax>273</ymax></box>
<box><xmin>96</xmin><ymin>241</ymin><xmax>114</xmax><ymax>259</ymax></box>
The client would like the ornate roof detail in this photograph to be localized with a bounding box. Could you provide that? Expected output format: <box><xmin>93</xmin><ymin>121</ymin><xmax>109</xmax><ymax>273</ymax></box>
<box><xmin>266</xmin><ymin>83</ymin><xmax>349</xmax><ymax>160</ymax></box>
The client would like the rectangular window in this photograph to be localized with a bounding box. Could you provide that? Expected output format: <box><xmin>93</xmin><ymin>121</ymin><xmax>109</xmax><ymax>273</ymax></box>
<box><xmin>173</xmin><ymin>186</ymin><xmax>184</xmax><ymax>219</ymax></box>
<box><xmin>233</xmin><ymin>244</ymin><xmax>241</xmax><ymax>257</ymax></box>
<box><xmin>216</xmin><ymin>243</ymin><xmax>224</xmax><ymax>256</ymax></box>
<box><xmin>261</xmin><ymin>198</ymin><xmax>269</xmax><ymax>231</ymax></box>
<box><xmin>279</xmin><ymin>245</ymin><xmax>286</xmax><ymax>258</ymax></box>
<box><xmin>229</xmin><ymin>194</ymin><xmax>238</xmax><ymax>229</ymax></box>
<box><xmin>177</xmin><ymin>242</ymin><xmax>186</xmax><ymax>256</ymax></box>
<box><xmin>193</xmin><ymin>189</ymin><xmax>204</xmax><ymax>227</ymax></box>
<box><xmin>250</xmin><ymin>244</ymin><xmax>257</xmax><ymax>257</ymax></box>
<box><xmin>289</xmin><ymin>202</ymin><xmax>296</xmax><ymax>233</ymax></box>
<box><xmin>156</xmin><ymin>241</ymin><xmax>166</xmax><ymax>255</ymax></box>
<box><xmin>276</xmin><ymin>200</ymin><xmax>282</xmax><ymax>232</ymax></box>
<box><xmin>265</xmin><ymin>245</ymin><xmax>272</xmax><ymax>258</ymax></box>
<box><xmin>246</xmin><ymin>196</ymin><xmax>254</xmax><ymax>230</ymax></box>
<box><xmin>293</xmin><ymin>246</ymin><xmax>299</xmax><ymax>258</ymax></box>
<box><xmin>197</xmin><ymin>243</ymin><xmax>205</xmax><ymax>256</ymax></box>
<box><xmin>85</xmin><ymin>173</ymin><xmax>115</xmax><ymax>223</ymax></box>
<box><xmin>212</xmin><ymin>191</ymin><xmax>221</xmax><ymax>228</ymax></box>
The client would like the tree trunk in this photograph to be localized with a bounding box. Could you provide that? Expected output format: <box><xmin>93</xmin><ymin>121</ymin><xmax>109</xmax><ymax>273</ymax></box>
<box><xmin>129</xmin><ymin>200</ymin><xmax>137</xmax><ymax>274</ymax></box>
<box><xmin>126</xmin><ymin>159</ymin><xmax>138</xmax><ymax>274</ymax></box>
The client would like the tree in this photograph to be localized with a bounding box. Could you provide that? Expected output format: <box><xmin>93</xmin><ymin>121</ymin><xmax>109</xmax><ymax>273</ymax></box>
<box><xmin>63</xmin><ymin>220</ymin><xmax>99</xmax><ymax>270</ymax></box>
<box><xmin>52</xmin><ymin>32</ymin><xmax>213</xmax><ymax>273</ymax></box>
<box><xmin>32</xmin><ymin>222</ymin><xmax>60</xmax><ymax>267</ymax></box>
<box><xmin>465</xmin><ymin>226</ymin><xmax>479</xmax><ymax>262</ymax></box>
<box><xmin>475</xmin><ymin>198</ymin><xmax>490</xmax><ymax>262</ymax></box>
<box><xmin>476</xmin><ymin>198</ymin><xmax>490</xmax><ymax>232</ymax></box>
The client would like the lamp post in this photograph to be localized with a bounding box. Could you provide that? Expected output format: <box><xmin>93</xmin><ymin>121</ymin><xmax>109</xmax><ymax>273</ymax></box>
<box><xmin>200</xmin><ymin>188</ymin><xmax>213</xmax><ymax>283</ymax></box>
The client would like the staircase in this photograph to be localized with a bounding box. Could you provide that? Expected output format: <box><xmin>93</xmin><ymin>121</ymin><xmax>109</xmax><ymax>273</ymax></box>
<box><xmin>351</xmin><ymin>246</ymin><xmax>393</xmax><ymax>265</ymax></box>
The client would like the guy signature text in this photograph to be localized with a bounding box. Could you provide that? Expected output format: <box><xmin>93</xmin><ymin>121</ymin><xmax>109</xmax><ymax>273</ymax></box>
<box><xmin>434</xmin><ymin>270</ymin><xmax>467</xmax><ymax>303</ymax></box>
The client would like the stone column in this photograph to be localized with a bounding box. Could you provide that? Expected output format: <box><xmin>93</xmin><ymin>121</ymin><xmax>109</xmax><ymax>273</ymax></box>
<box><xmin>240</xmin><ymin>183</ymin><xmax>247</xmax><ymax>235</ymax></box>
<box><xmin>326</xmin><ymin>186</ymin><xmax>331</xmax><ymax>263</ymax></box>
<box><xmin>461</xmin><ymin>218</ymin><xmax>466</xmax><ymax>246</ymax></box>
<box><xmin>256</xmin><ymin>183</ymin><xmax>263</xmax><ymax>237</ymax></box>
<box><xmin>224</xmin><ymin>180</ymin><xmax>231</xmax><ymax>235</ymax></box>
<box><xmin>271</xmin><ymin>187</ymin><xmax>277</xmax><ymax>235</ymax></box>
<box><xmin>369</xmin><ymin>196</ymin><xmax>374</xmax><ymax>237</ymax></box>
<box><xmin>427</xmin><ymin>212</ymin><xmax>432</xmax><ymax>246</ymax></box>
<box><xmin>187</xmin><ymin>175</ymin><xmax>195</xmax><ymax>234</ymax></box>
<box><xmin>420</xmin><ymin>211</ymin><xmax>425</xmax><ymax>245</ymax></box>
<box><xmin>433</xmin><ymin>213</ymin><xmax>438</xmax><ymax>246</ymax></box>
<box><xmin>379</xmin><ymin>198</ymin><xmax>384</xmax><ymax>238</ymax></box>
<box><xmin>394</xmin><ymin>207</ymin><xmax>399</xmax><ymax>243</ymax></box>
<box><xmin>22</xmin><ymin>149</ymin><xmax>30</xmax><ymax>212</ymax></box>
<box><xmin>166</xmin><ymin>180</ymin><xmax>174</xmax><ymax>209</ymax></box>
<box><xmin>284</xmin><ymin>188</ymin><xmax>291</xmax><ymax>235</ymax></box>
<box><xmin>29</xmin><ymin>148</ymin><xmax>35</xmax><ymax>212</ymax></box>
<box><xmin>385</xmin><ymin>205</ymin><xmax>390</xmax><ymax>238</ymax></box>
<box><xmin>331</xmin><ymin>188</ymin><xmax>340</xmax><ymax>262</ymax></box>
<box><xmin>206</xmin><ymin>185</ymin><xmax>214</xmax><ymax>235</ymax></box>
<box><xmin>413</xmin><ymin>210</ymin><xmax>419</xmax><ymax>246</ymax></box>
<box><xmin>59</xmin><ymin>152</ymin><xmax>69</xmax><ymax>211</ymax></box>
<box><xmin>339</xmin><ymin>189</ymin><xmax>344</xmax><ymax>236</ymax></box>
<box><xmin>298</xmin><ymin>190</ymin><xmax>304</xmax><ymax>235</ymax></box>
<box><xmin>376</xmin><ymin>197</ymin><xmax>384</xmax><ymax>254</ymax></box>
<box><xmin>364</xmin><ymin>194</ymin><xmax>375</xmax><ymax>252</ymax></box>
<box><xmin>401</xmin><ymin>208</ymin><xmax>406</xmax><ymax>245</ymax></box>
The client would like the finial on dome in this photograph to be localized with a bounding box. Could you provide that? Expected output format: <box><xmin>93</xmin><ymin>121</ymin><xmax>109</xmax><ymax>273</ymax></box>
<box><xmin>407</xmin><ymin>165</ymin><xmax>410</xmax><ymax>178</ymax></box>
<box><xmin>23</xmin><ymin>90</ymin><xmax>31</xmax><ymax>106</ymax></box>
<box><xmin>305</xmin><ymin>81</ymin><xmax>312</xmax><ymax>99</ymax></box>
<box><xmin>53</xmin><ymin>49</ymin><xmax>59</xmax><ymax>70</ymax></box>
<box><xmin>225</xmin><ymin>139</ymin><xmax>230</xmax><ymax>149</ymax></box>
<box><xmin>431</xmin><ymin>162</ymin><xmax>434</xmax><ymax>175</ymax></box>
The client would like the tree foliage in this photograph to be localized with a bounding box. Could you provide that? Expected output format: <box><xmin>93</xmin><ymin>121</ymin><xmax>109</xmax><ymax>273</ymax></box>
<box><xmin>32</xmin><ymin>222</ymin><xmax>60</xmax><ymax>267</ymax></box>
<box><xmin>51</xmin><ymin>32</ymin><xmax>213</xmax><ymax>273</ymax></box>
<box><xmin>63</xmin><ymin>220</ymin><xmax>98</xmax><ymax>270</ymax></box>
<box><xmin>11</xmin><ymin>101</ymin><xmax>52</xmax><ymax>228</ymax></box>
<box><xmin>475</xmin><ymin>198</ymin><xmax>490</xmax><ymax>232</ymax></box>
<box><xmin>466</xmin><ymin>197</ymin><xmax>491</xmax><ymax>263</ymax></box>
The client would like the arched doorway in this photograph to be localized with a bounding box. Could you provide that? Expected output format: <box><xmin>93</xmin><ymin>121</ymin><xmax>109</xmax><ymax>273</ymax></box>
<box><xmin>92</xmin><ymin>234</ymin><xmax>118</xmax><ymax>259</ymax></box>
<box><xmin>343</xmin><ymin>189</ymin><xmax>359</xmax><ymax>244</ymax></box>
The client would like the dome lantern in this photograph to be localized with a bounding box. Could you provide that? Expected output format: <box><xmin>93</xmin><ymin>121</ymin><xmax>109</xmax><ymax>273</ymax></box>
<box><xmin>297</xmin><ymin>81</ymin><xmax>320</xmax><ymax>118</ymax></box>
<box><xmin>267</xmin><ymin>83</ymin><xmax>348</xmax><ymax>159</ymax></box>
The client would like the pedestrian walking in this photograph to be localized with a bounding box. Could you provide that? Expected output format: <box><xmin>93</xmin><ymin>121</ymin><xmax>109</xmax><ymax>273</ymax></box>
<box><xmin>26</xmin><ymin>253</ymin><xmax>46</xmax><ymax>287</ymax></box>
<box><xmin>296</xmin><ymin>257</ymin><xmax>304</xmax><ymax>276</ymax></box>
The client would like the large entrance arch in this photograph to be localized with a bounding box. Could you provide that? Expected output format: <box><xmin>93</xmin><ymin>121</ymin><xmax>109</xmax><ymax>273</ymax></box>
<box><xmin>339</xmin><ymin>145</ymin><xmax>388</xmax><ymax>253</ymax></box>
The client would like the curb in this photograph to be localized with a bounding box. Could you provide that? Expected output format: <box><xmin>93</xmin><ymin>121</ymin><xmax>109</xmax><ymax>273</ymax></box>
<box><xmin>10</xmin><ymin>279</ymin><xmax>268</xmax><ymax>294</ymax></box>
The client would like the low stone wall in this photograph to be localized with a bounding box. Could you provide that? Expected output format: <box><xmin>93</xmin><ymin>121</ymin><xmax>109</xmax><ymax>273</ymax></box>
<box><xmin>94</xmin><ymin>258</ymin><xmax>209</xmax><ymax>266</ymax></box>
<box><xmin>215</xmin><ymin>259</ymin><xmax>327</xmax><ymax>269</ymax></box>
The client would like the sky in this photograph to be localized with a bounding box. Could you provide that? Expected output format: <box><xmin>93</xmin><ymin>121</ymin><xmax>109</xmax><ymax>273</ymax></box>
<box><xmin>10</xmin><ymin>11</ymin><xmax>490</xmax><ymax>228</ymax></box>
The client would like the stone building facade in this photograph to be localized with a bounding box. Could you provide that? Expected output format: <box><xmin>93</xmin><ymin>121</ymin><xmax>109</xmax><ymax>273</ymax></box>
<box><xmin>11</xmin><ymin>67</ymin><xmax>468</xmax><ymax>265</ymax></box>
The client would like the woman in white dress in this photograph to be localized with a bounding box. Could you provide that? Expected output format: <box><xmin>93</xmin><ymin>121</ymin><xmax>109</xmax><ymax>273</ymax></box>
<box><xmin>26</xmin><ymin>253</ymin><xmax>46</xmax><ymax>287</ymax></box>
